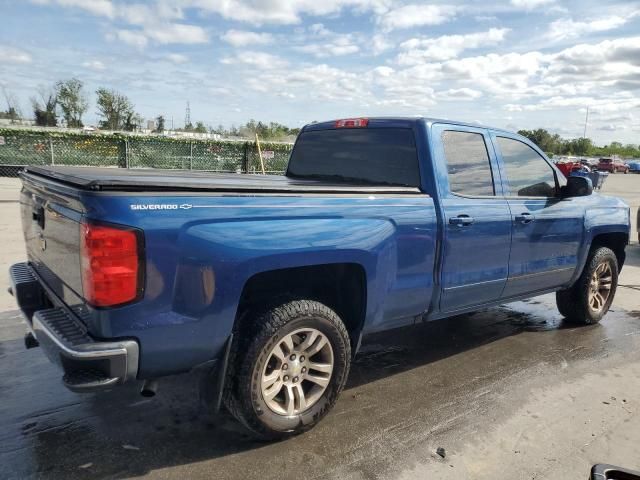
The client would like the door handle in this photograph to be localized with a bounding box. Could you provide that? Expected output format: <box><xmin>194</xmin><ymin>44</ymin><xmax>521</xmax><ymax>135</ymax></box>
<box><xmin>449</xmin><ymin>215</ymin><xmax>474</xmax><ymax>226</ymax></box>
<box><xmin>515</xmin><ymin>213</ymin><xmax>535</xmax><ymax>224</ymax></box>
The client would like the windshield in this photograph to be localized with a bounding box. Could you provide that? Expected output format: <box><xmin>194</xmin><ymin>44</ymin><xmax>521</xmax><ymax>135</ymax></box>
<box><xmin>287</xmin><ymin>128</ymin><xmax>420</xmax><ymax>187</ymax></box>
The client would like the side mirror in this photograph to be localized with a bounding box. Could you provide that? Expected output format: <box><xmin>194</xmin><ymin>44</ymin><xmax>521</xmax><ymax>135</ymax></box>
<box><xmin>562</xmin><ymin>175</ymin><xmax>593</xmax><ymax>198</ymax></box>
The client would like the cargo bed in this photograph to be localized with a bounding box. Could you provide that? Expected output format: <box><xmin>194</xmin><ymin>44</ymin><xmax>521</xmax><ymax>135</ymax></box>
<box><xmin>22</xmin><ymin>166</ymin><xmax>421</xmax><ymax>194</ymax></box>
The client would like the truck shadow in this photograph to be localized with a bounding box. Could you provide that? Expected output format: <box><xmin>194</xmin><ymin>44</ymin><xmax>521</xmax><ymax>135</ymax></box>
<box><xmin>3</xmin><ymin>296</ymin><xmax>638</xmax><ymax>480</ymax></box>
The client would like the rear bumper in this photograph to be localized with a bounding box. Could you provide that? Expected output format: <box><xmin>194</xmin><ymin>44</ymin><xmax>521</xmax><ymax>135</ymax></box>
<box><xmin>9</xmin><ymin>262</ymin><xmax>139</xmax><ymax>392</ymax></box>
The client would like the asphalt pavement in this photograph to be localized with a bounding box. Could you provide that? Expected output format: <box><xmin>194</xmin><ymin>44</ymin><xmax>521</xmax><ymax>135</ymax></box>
<box><xmin>1</xmin><ymin>175</ymin><xmax>639</xmax><ymax>480</ymax></box>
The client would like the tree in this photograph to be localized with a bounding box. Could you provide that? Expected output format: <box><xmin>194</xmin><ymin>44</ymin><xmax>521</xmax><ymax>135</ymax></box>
<box><xmin>570</xmin><ymin>137</ymin><xmax>593</xmax><ymax>156</ymax></box>
<box><xmin>1</xmin><ymin>86</ymin><xmax>22</xmax><ymax>123</ymax></box>
<box><xmin>31</xmin><ymin>86</ymin><xmax>58</xmax><ymax>127</ymax></box>
<box><xmin>95</xmin><ymin>88</ymin><xmax>136</xmax><ymax>131</ymax></box>
<box><xmin>194</xmin><ymin>121</ymin><xmax>207</xmax><ymax>133</ymax></box>
<box><xmin>55</xmin><ymin>78</ymin><xmax>88</xmax><ymax>127</ymax></box>
<box><xmin>155</xmin><ymin>115</ymin><xmax>165</xmax><ymax>133</ymax></box>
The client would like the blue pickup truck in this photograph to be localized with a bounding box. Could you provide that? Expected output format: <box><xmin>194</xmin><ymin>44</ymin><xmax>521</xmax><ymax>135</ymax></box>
<box><xmin>9</xmin><ymin>117</ymin><xmax>631</xmax><ymax>438</ymax></box>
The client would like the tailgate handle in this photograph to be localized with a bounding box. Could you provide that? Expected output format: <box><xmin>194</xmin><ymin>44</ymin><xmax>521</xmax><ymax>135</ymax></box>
<box><xmin>32</xmin><ymin>206</ymin><xmax>45</xmax><ymax>229</ymax></box>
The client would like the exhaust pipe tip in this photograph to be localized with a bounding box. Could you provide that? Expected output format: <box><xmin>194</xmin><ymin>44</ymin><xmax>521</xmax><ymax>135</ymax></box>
<box><xmin>140</xmin><ymin>379</ymin><xmax>158</xmax><ymax>398</ymax></box>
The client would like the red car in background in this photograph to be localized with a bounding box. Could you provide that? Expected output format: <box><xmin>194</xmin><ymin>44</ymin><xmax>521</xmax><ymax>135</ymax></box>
<box><xmin>596</xmin><ymin>157</ymin><xmax>629</xmax><ymax>173</ymax></box>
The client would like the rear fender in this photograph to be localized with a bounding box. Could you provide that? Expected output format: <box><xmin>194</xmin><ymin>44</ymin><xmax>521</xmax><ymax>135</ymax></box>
<box><xmin>176</xmin><ymin>217</ymin><xmax>398</xmax><ymax>349</ymax></box>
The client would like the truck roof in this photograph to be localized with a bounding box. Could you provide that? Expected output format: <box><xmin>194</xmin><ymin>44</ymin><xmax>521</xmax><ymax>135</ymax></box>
<box><xmin>302</xmin><ymin>116</ymin><xmax>516</xmax><ymax>136</ymax></box>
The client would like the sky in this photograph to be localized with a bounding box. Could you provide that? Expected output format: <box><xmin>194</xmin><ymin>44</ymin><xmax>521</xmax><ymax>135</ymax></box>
<box><xmin>1</xmin><ymin>0</ymin><xmax>639</xmax><ymax>144</ymax></box>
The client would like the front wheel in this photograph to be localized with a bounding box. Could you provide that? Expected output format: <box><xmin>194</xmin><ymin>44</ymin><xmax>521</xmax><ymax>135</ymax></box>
<box><xmin>556</xmin><ymin>246</ymin><xmax>619</xmax><ymax>324</ymax></box>
<box><xmin>224</xmin><ymin>299</ymin><xmax>351</xmax><ymax>439</ymax></box>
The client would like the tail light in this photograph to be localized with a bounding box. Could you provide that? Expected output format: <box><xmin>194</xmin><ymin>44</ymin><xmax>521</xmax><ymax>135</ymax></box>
<box><xmin>80</xmin><ymin>222</ymin><xmax>142</xmax><ymax>307</ymax></box>
<box><xmin>334</xmin><ymin>118</ymin><xmax>369</xmax><ymax>128</ymax></box>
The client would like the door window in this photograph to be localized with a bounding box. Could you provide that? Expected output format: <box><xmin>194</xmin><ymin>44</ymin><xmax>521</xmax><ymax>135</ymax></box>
<box><xmin>442</xmin><ymin>131</ymin><xmax>495</xmax><ymax>196</ymax></box>
<box><xmin>497</xmin><ymin>137</ymin><xmax>557</xmax><ymax>197</ymax></box>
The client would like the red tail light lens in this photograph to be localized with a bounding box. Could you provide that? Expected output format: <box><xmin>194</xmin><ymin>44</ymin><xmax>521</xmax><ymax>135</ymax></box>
<box><xmin>80</xmin><ymin>222</ymin><xmax>142</xmax><ymax>307</ymax></box>
<box><xmin>334</xmin><ymin>118</ymin><xmax>369</xmax><ymax>128</ymax></box>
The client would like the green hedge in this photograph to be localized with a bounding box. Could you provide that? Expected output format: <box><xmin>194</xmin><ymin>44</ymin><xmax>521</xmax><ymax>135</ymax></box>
<box><xmin>0</xmin><ymin>128</ymin><xmax>293</xmax><ymax>174</ymax></box>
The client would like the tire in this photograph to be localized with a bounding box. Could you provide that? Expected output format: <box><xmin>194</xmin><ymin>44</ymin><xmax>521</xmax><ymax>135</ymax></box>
<box><xmin>224</xmin><ymin>299</ymin><xmax>351</xmax><ymax>439</ymax></box>
<box><xmin>556</xmin><ymin>247</ymin><xmax>619</xmax><ymax>324</ymax></box>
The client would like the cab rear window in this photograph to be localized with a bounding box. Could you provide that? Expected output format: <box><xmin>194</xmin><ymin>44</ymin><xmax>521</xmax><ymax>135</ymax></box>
<box><xmin>286</xmin><ymin>128</ymin><xmax>420</xmax><ymax>187</ymax></box>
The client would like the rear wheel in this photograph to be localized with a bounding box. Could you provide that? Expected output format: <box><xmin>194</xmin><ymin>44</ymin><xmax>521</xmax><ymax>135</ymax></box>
<box><xmin>556</xmin><ymin>247</ymin><xmax>618</xmax><ymax>324</ymax></box>
<box><xmin>224</xmin><ymin>299</ymin><xmax>351</xmax><ymax>439</ymax></box>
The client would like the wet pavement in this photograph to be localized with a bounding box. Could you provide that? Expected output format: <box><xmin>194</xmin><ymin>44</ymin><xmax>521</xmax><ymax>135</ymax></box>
<box><xmin>2</xmin><ymin>291</ymin><xmax>640</xmax><ymax>479</ymax></box>
<box><xmin>1</xmin><ymin>176</ymin><xmax>640</xmax><ymax>479</ymax></box>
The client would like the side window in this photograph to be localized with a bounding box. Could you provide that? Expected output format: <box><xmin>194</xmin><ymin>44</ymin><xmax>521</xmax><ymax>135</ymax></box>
<box><xmin>442</xmin><ymin>130</ymin><xmax>495</xmax><ymax>196</ymax></box>
<box><xmin>497</xmin><ymin>137</ymin><xmax>557</xmax><ymax>197</ymax></box>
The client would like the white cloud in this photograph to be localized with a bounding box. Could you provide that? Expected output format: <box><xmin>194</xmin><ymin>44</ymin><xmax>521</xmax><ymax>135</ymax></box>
<box><xmin>291</xmin><ymin>24</ymin><xmax>361</xmax><ymax>58</ymax></box>
<box><xmin>221</xmin><ymin>30</ymin><xmax>274</xmax><ymax>47</ymax></box>
<box><xmin>0</xmin><ymin>46</ymin><xmax>32</xmax><ymax>64</ymax></box>
<box><xmin>397</xmin><ymin>28</ymin><xmax>510</xmax><ymax>64</ymax></box>
<box><xmin>186</xmin><ymin>0</ymin><xmax>388</xmax><ymax>25</ymax></box>
<box><xmin>166</xmin><ymin>53</ymin><xmax>189</xmax><ymax>64</ymax></box>
<box><xmin>145</xmin><ymin>23</ymin><xmax>209</xmax><ymax>44</ymax></box>
<box><xmin>56</xmin><ymin>0</ymin><xmax>115</xmax><ymax>18</ymax></box>
<box><xmin>546</xmin><ymin>15</ymin><xmax>632</xmax><ymax>42</ymax></box>
<box><xmin>82</xmin><ymin>60</ymin><xmax>106</xmax><ymax>70</ymax></box>
<box><xmin>296</xmin><ymin>41</ymin><xmax>359</xmax><ymax>57</ymax></box>
<box><xmin>378</xmin><ymin>4</ymin><xmax>458</xmax><ymax>31</ymax></box>
<box><xmin>510</xmin><ymin>0</ymin><xmax>555</xmax><ymax>10</ymax></box>
<box><xmin>41</xmin><ymin>0</ymin><xmax>206</xmax><ymax>48</ymax></box>
<box><xmin>597</xmin><ymin>124</ymin><xmax>626</xmax><ymax>131</ymax></box>
<box><xmin>112</xmin><ymin>24</ymin><xmax>208</xmax><ymax>48</ymax></box>
<box><xmin>442</xmin><ymin>88</ymin><xmax>483</xmax><ymax>100</ymax></box>
<box><xmin>113</xmin><ymin>29</ymin><xmax>148</xmax><ymax>49</ymax></box>
<box><xmin>371</xmin><ymin>34</ymin><xmax>393</xmax><ymax>55</ymax></box>
<box><xmin>221</xmin><ymin>51</ymin><xmax>289</xmax><ymax>70</ymax></box>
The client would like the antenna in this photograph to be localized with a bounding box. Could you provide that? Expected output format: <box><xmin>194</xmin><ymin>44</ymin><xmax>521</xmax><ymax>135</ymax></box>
<box><xmin>185</xmin><ymin>101</ymin><xmax>191</xmax><ymax>128</ymax></box>
<box><xmin>583</xmin><ymin>106</ymin><xmax>589</xmax><ymax>138</ymax></box>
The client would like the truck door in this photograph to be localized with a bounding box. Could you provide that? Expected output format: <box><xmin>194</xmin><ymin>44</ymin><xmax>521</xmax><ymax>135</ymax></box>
<box><xmin>432</xmin><ymin>124</ymin><xmax>512</xmax><ymax>312</ymax></box>
<box><xmin>491</xmin><ymin>133</ymin><xmax>583</xmax><ymax>297</ymax></box>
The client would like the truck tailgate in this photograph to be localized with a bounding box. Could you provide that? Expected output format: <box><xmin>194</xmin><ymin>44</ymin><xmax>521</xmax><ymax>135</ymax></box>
<box><xmin>20</xmin><ymin>174</ymin><xmax>85</xmax><ymax>310</ymax></box>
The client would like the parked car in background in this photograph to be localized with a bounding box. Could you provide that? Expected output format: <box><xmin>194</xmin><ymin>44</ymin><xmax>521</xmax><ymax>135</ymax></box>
<box><xmin>9</xmin><ymin>117</ymin><xmax>631</xmax><ymax>438</ymax></box>
<box><xmin>628</xmin><ymin>161</ymin><xmax>640</xmax><ymax>173</ymax></box>
<box><xmin>596</xmin><ymin>157</ymin><xmax>629</xmax><ymax>174</ymax></box>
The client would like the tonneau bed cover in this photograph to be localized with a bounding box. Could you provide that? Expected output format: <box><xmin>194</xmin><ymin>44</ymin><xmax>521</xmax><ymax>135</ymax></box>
<box><xmin>22</xmin><ymin>166</ymin><xmax>421</xmax><ymax>194</ymax></box>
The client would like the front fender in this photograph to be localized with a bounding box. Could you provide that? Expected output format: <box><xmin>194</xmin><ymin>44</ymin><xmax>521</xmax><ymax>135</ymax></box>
<box><xmin>571</xmin><ymin>196</ymin><xmax>630</xmax><ymax>283</ymax></box>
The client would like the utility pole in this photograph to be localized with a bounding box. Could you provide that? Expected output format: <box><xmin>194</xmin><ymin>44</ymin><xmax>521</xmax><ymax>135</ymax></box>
<box><xmin>583</xmin><ymin>106</ymin><xmax>589</xmax><ymax>138</ymax></box>
<box><xmin>185</xmin><ymin>101</ymin><xmax>191</xmax><ymax>128</ymax></box>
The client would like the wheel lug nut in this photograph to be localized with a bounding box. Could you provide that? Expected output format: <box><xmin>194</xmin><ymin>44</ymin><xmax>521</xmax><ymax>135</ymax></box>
<box><xmin>301</xmin><ymin>367</ymin><xmax>307</xmax><ymax>373</ymax></box>
<box><xmin>283</xmin><ymin>375</ymin><xmax>289</xmax><ymax>381</ymax></box>
<box><xmin>293</xmin><ymin>376</ymin><xmax>299</xmax><ymax>383</ymax></box>
<box><xmin>282</xmin><ymin>364</ymin><xmax>288</xmax><ymax>370</ymax></box>
<box><xmin>290</xmin><ymin>354</ymin><xmax>296</xmax><ymax>361</ymax></box>
<box><xmin>300</xmin><ymin>356</ymin><xmax>305</xmax><ymax>362</ymax></box>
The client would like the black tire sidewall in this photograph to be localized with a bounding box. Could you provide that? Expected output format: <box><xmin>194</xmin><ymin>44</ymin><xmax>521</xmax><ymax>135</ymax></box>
<box><xmin>248</xmin><ymin>314</ymin><xmax>349</xmax><ymax>433</ymax></box>
<box><xmin>579</xmin><ymin>247</ymin><xmax>619</xmax><ymax>323</ymax></box>
<box><xmin>227</xmin><ymin>300</ymin><xmax>352</xmax><ymax>438</ymax></box>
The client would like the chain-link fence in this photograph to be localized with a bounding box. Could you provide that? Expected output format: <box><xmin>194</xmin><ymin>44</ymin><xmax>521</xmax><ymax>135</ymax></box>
<box><xmin>0</xmin><ymin>128</ymin><xmax>293</xmax><ymax>177</ymax></box>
